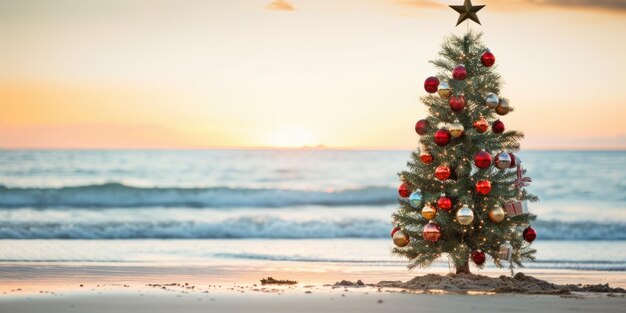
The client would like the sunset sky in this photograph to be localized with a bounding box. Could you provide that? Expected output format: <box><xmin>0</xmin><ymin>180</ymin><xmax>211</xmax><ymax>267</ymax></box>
<box><xmin>1</xmin><ymin>0</ymin><xmax>625</xmax><ymax>149</ymax></box>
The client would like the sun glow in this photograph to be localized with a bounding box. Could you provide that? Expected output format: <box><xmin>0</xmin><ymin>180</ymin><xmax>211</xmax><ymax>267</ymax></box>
<box><xmin>270</xmin><ymin>128</ymin><xmax>317</xmax><ymax>148</ymax></box>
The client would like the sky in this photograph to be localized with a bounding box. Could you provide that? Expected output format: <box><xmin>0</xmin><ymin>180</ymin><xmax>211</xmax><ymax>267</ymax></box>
<box><xmin>0</xmin><ymin>0</ymin><xmax>625</xmax><ymax>149</ymax></box>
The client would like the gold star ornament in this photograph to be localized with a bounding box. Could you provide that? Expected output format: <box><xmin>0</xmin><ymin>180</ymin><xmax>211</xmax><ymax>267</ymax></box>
<box><xmin>449</xmin><ymin>0</ymin><xmax>485</xmax><ymax>26</ymax></box>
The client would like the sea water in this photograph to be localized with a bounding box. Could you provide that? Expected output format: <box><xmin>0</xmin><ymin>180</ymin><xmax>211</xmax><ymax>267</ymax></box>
<box><xmin>0</xmin><ymin>150</ymin><xmax>624</xmax><ymax>271</ymax></box>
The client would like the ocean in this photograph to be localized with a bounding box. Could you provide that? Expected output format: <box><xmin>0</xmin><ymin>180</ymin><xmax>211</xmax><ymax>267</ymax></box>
<box><xmin>0</xmin><ymin>150</ymin><xmax>625</xmax><ymax>271</ymax></box>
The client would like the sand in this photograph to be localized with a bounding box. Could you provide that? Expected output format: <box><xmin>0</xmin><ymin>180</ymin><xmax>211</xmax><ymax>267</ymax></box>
<box><xmin>376</xmin><ymin>272</ymin><xmax>626</xmax><ymax>294</ymax></box>
<box><xmin>2</xmin><ymin>261</ymin><xmax>626</xmax><ymax>313</ymax></box>
<box><xmin>1</xmin><ymin>287</ymin><xmax>625</xmax><ymax>313</ymax></box>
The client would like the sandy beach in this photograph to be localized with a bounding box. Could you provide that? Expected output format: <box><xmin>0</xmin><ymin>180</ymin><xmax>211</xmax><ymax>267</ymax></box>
<box><xmin>1</xmin><ymin>259</ymin><xmax>625</xmax><ymax>313</ymax></box>
<box><xmin>3</xmin><ymin>290</ymin><xmax>625</xmax><ymax>313</ymax></box>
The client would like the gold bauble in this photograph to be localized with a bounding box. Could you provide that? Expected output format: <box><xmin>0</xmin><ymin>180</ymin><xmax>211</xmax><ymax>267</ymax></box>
<box><xmin>485</xmin><ymin>93</ymin><xmax>499</xmax><ymax>109</ymax></box>
<box><xmin>421</xmin><ymin>204</ymin><xmax>437</xmax><ymax>220</ymax></box>
<box><xmin>437</xmin><ymin>81</ymin><xmax>451</xmax><ymax>99</ymax></box>
<box><xmin>449</xmin><ymin>121</ymin><xmax>464</xmax><ymax>138</ymax></box>
<box><xmin>495</xmin><ymin>99</ymin><xmax>510</xmax><ymax>115</ymax></box>
<box><xmin>488</xmin><ymin>206</ymin><xmax>506</xmax><ymax>223</ymax></box>
<box><xmin>392</xmin><ymin>230</ymin><xmax>410</xmax><ymax>247</ymax></box>
<box><xmin>456</xmin><ymin>205</ymin><xmax>474</xmax><ymax>225</ymax></box>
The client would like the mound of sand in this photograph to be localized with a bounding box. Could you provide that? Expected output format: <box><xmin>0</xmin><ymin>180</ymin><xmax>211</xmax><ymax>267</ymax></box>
<box><xmin>375</xmin><ymin>273</ymin><xmax>625</xmax><ymax>295</ymax></box>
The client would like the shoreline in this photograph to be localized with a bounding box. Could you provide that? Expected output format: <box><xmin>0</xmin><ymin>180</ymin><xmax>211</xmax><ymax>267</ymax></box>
<box><xmin>2</xmin><ymin>259</ymin><xmax>625</xmax><ymax>289</ymax></box>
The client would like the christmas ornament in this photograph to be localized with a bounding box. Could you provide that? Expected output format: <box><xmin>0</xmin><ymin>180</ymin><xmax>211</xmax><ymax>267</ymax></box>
<box><xmin>485</xmin><ymin>93</ymin><xmax>499</xmax><ymax>109</ymax></box>
<box><xmin>474</xmin><ymin>150</ymin><xmax>492</xmax><ymax>169</ymax></box>
<box><xmin>391</xmin><ymin>227</ymin><xmax>400</xmax><ymax>238</ymax></box>
<box><xmin>504</xmin><ymin>200</ymin><xmax>529</xmax><ymax>217</ymax></box>
<box><xmin>424</xmin><ymin>76</ymin><xmax>440</xmax><ymax>93</ymax></box>
<box><xmin>422</xmin><ymin>221</ymin><xmax>441</xmax><ymax>243</ymax></box>
<box><xmin>495</xmin><ymin>99</ymin><xmax>510</xmax><ymax>115</ymax></box>
<box><xmin>508</xmin><ymin>153</ymin><xmax>516</xmax><ymax>168</ymax></box>
<box><xmin>456</xmin><ymin>205</ymin><xmax>474</xmax><ymax>225</ymax></box>
<box><xmin>471</xmin><ymin>250</ymin><xmax>486</xmax><ymax>265</ymax></box>
<box><xmin>498</xmin><ymin>241</ymin><xmax>513</xmax><ymax>262</ymax></box>
<box><xmin>475</xmin><ymin>180</ymin><xmax>492</xmax><ymax>195</ymax></box>
<box><xmin>420</xmin><ymin>151</ymin><xmax>434</xmax><ymax>164</ymax></box>
<box><xmin>398</xmin><ymin>182</ymin><xmax>411</xmax><ymax>198</ymax></box>
<box><xmin>492</xmin><ymin>119</ymin><xmax>505</xmax><ymax>133</ymax></box>
<box><xmin>449</xmin><ymin>0</ymin><xmax>485</xmax><ymax>26</ymax></box>
<box><xmin>437</xmin><ymin>194</ymin><xmax>453</xmax><ymax>212</ymax></box>
<box><xmin>514</xmin><ymin>163</ymin><xmax>532</xmax><ymax>189</ymax></box>
<box><xmin>415</xmin><ymin>119</ymin><xmax>429</xmax><ymax>136</ymax></box>
<box><xmin>523</xmin><ymin>227</ymin><xmax>537</xmax><ymax>243</ymax></box>
<box><xmin>393</xmin><ymin>230</ymin><xmax>410</xmax><ymax>247</ymax></box>
<box><xmin>488</xmin><ymin>206</ymin><xmax>506</xmax><ymax>223</ymax></box>
<box><xmin>409</xmin><ymin>190</ymin><xmax>423</xmax><ymax>208</ymax></box>
<box><xmin>452</xmin><ymin>64</ymin><xmax>467</xmax><ymax>80</ymax></box>
<box><xmin>449</xmin><ymin>120</ymin><xmax>464</xmax><ymax>138</ymax></box>
<box><xmin>434</xmin><ymin>129</ymin><xmax>451</xmax><ymax>146</ymax></box>
<box><xmin>421</xmin><ymin>203</ymin><xmax>437</xmax><ymax>220</ymax></box>
<box><xmin>481</xmin><ymin>50</ymin><xmax>495</xmax><ymax>67</ymax></box>
<box><xmin>473</xmin><ymin>116</ymin><xmax>488</xmax><ymax>133</ymax></box>
<box><xmin>494</xmin><ymin>152</ymin><xmax>512</xmax><ymax>169</ymax></box>
<box><xmin>435</xmin><ymin>165</ymin><xmax>451</xmax><ymax>181</ymax></box>
<box><xmin>449</xmin><ymin>94</ymin><xmax>466</xmax><ymax>112</ymax></box>
<box><xmin>437</xmin><ymin>81</ymin><xmax>451</xmax><ymax>99</ymax></box>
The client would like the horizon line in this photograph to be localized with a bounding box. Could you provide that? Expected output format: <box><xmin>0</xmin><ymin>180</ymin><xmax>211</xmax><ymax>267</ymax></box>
<box><xmin>0</xmin><ymin>146</ymin><xmax>625</xmax><ymax>152</ymax></box>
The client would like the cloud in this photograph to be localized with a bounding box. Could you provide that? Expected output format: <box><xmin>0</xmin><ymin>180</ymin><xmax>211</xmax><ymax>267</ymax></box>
<box><xmin>529</xmin><ymin>0</ymin><xmax>626</xmax><ymax>11</ymax></box>
<box><xmin>394</xmin><ymin>0</ymin><xmax>445</xmax><ymax>8</ymax></box>
<box><xmin>266</xmin><ymin>0</ymin><xmax>295</xmax><ymax>11</ymax></box>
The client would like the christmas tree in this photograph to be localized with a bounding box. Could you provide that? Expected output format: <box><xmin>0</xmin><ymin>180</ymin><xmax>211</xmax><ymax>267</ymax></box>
<box><xmin>390</xmin><ymin>1</ymin><xmax>538</xmax><ymax>274</ymax></box>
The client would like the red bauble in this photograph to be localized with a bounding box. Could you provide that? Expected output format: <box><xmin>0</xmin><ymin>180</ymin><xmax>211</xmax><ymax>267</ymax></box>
<box><xmin>398</xmin><ymin>182</ymin><xmax>411</xmax><ymax>198</ymax></box>
<box><xmin>422</xmin><ymin>222</ymin><xmax>442</xmax><ymax>243</ymax></box>
<box><xmin>492</xmin><ymin>120</ymin><xmax>505</xmax><ymax>134</ymax></box>
<box><xmin>474</xmin><ymin>151</ymin><xmax>492</xmax><ymax>169</ymax></box>
<box><xmin>424</xmin><ymin>76</ymin><xmax>440</xmax><ymax>93</ymax></box>
<box><xmin>452</xmin><ymin>64</ymin><xmax>467</xmax><ymax>80</ymax></box>
<box><xmin>473</xmin><ymin>116</ymin><xmax>489</xmax><ymax>133</ymax></box>
<box><xmin>475</xmin><ymin>180</ymin><xmax>492</xmax><ymax>195</ymax></box>
<box><xmin>481</xmin><ymin>50</ymin><xmax>496</xmax><ymax>67</ymax></box>
<box><xmin>415</xmin><ymin>119</ymin><xmax>429</xmax><ymax>136</ymax></box>
<box><xmin>435</xmin><ymin>165</ymin><xmax>451</xmax><ymax>181</ymax></box>
<box><xmin>523</xmin><ymin>227</ymin><xmax>537</xmax><ymax>243</ymax></box>
<box><xmin>471</xmin><ymin>250</ymin><xmax>486</xmax><ymax>265</ymax></box>
<box><xmin>420</xmin><ymin>152</ymin><xmax>433</xmax><ymax>164</ymax></box>
<box><xmin>391</xmin><ymin>227</ymin><xmax>400</xmax><ymax>238</ymax></box>
<box><xmin>434</xmin><ymin>129</ymin><xmax>451</xmax><ymax>146</ymax></box>
<box><xmin>437</xmin><ymin>195</ymin><xmax>453</xmax><ymax>212</ymax></box>
<box><xmin>508</xmin><ymin>153</ymin><xmax>516</xmax><ymax>168</ymax></box>
<box><xmin>449</xmin><ymin>95</ymin><xmax>466</xmax><ymax>112</ymax></box>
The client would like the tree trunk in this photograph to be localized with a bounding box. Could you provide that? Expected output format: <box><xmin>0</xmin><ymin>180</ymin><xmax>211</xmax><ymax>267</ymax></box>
<box><xmin>455</xmin><ymin>261</ymin><xmax>470</xmax><ymax>274</ymax></box>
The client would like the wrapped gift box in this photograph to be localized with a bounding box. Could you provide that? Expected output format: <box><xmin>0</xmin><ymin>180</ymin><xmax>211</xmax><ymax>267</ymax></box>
<box><xmin>504</xmin><ymin>200</ymin><xmax>529</xmax><ymax>217</ymax></box>
<box><xmin>498</xmin><ymin>242</ymin><xmax>512</xmax><ymax>262</ymax></box>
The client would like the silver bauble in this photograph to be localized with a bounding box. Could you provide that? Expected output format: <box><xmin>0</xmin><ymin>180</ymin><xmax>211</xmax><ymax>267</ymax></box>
<box><xmin>456</xmin><ymin>205</ymin><xmax>474</xmax><ymax>225</ymax></box>
<box><xmin>485</xmin><ymin>93</ymin><xmax>499</xmax><ymax>109</ymax></box>
<box><xmin>495</xmin><ymin>152</ymin><xmax>512</xmax><ymax>170</ymax></box>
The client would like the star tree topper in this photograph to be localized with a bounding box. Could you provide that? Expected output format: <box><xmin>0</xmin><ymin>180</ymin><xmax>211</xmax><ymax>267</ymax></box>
<box><xmin>449</xmin><ymin>0</ymin><xmax>485</xmax><ymax>26</ymax></box>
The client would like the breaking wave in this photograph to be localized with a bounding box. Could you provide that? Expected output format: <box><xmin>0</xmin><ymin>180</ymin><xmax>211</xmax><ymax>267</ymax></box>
<box><xmin>0</xmin><ymin>183</ymin><xmax>396</xmax><ymax>208</ymax></box>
